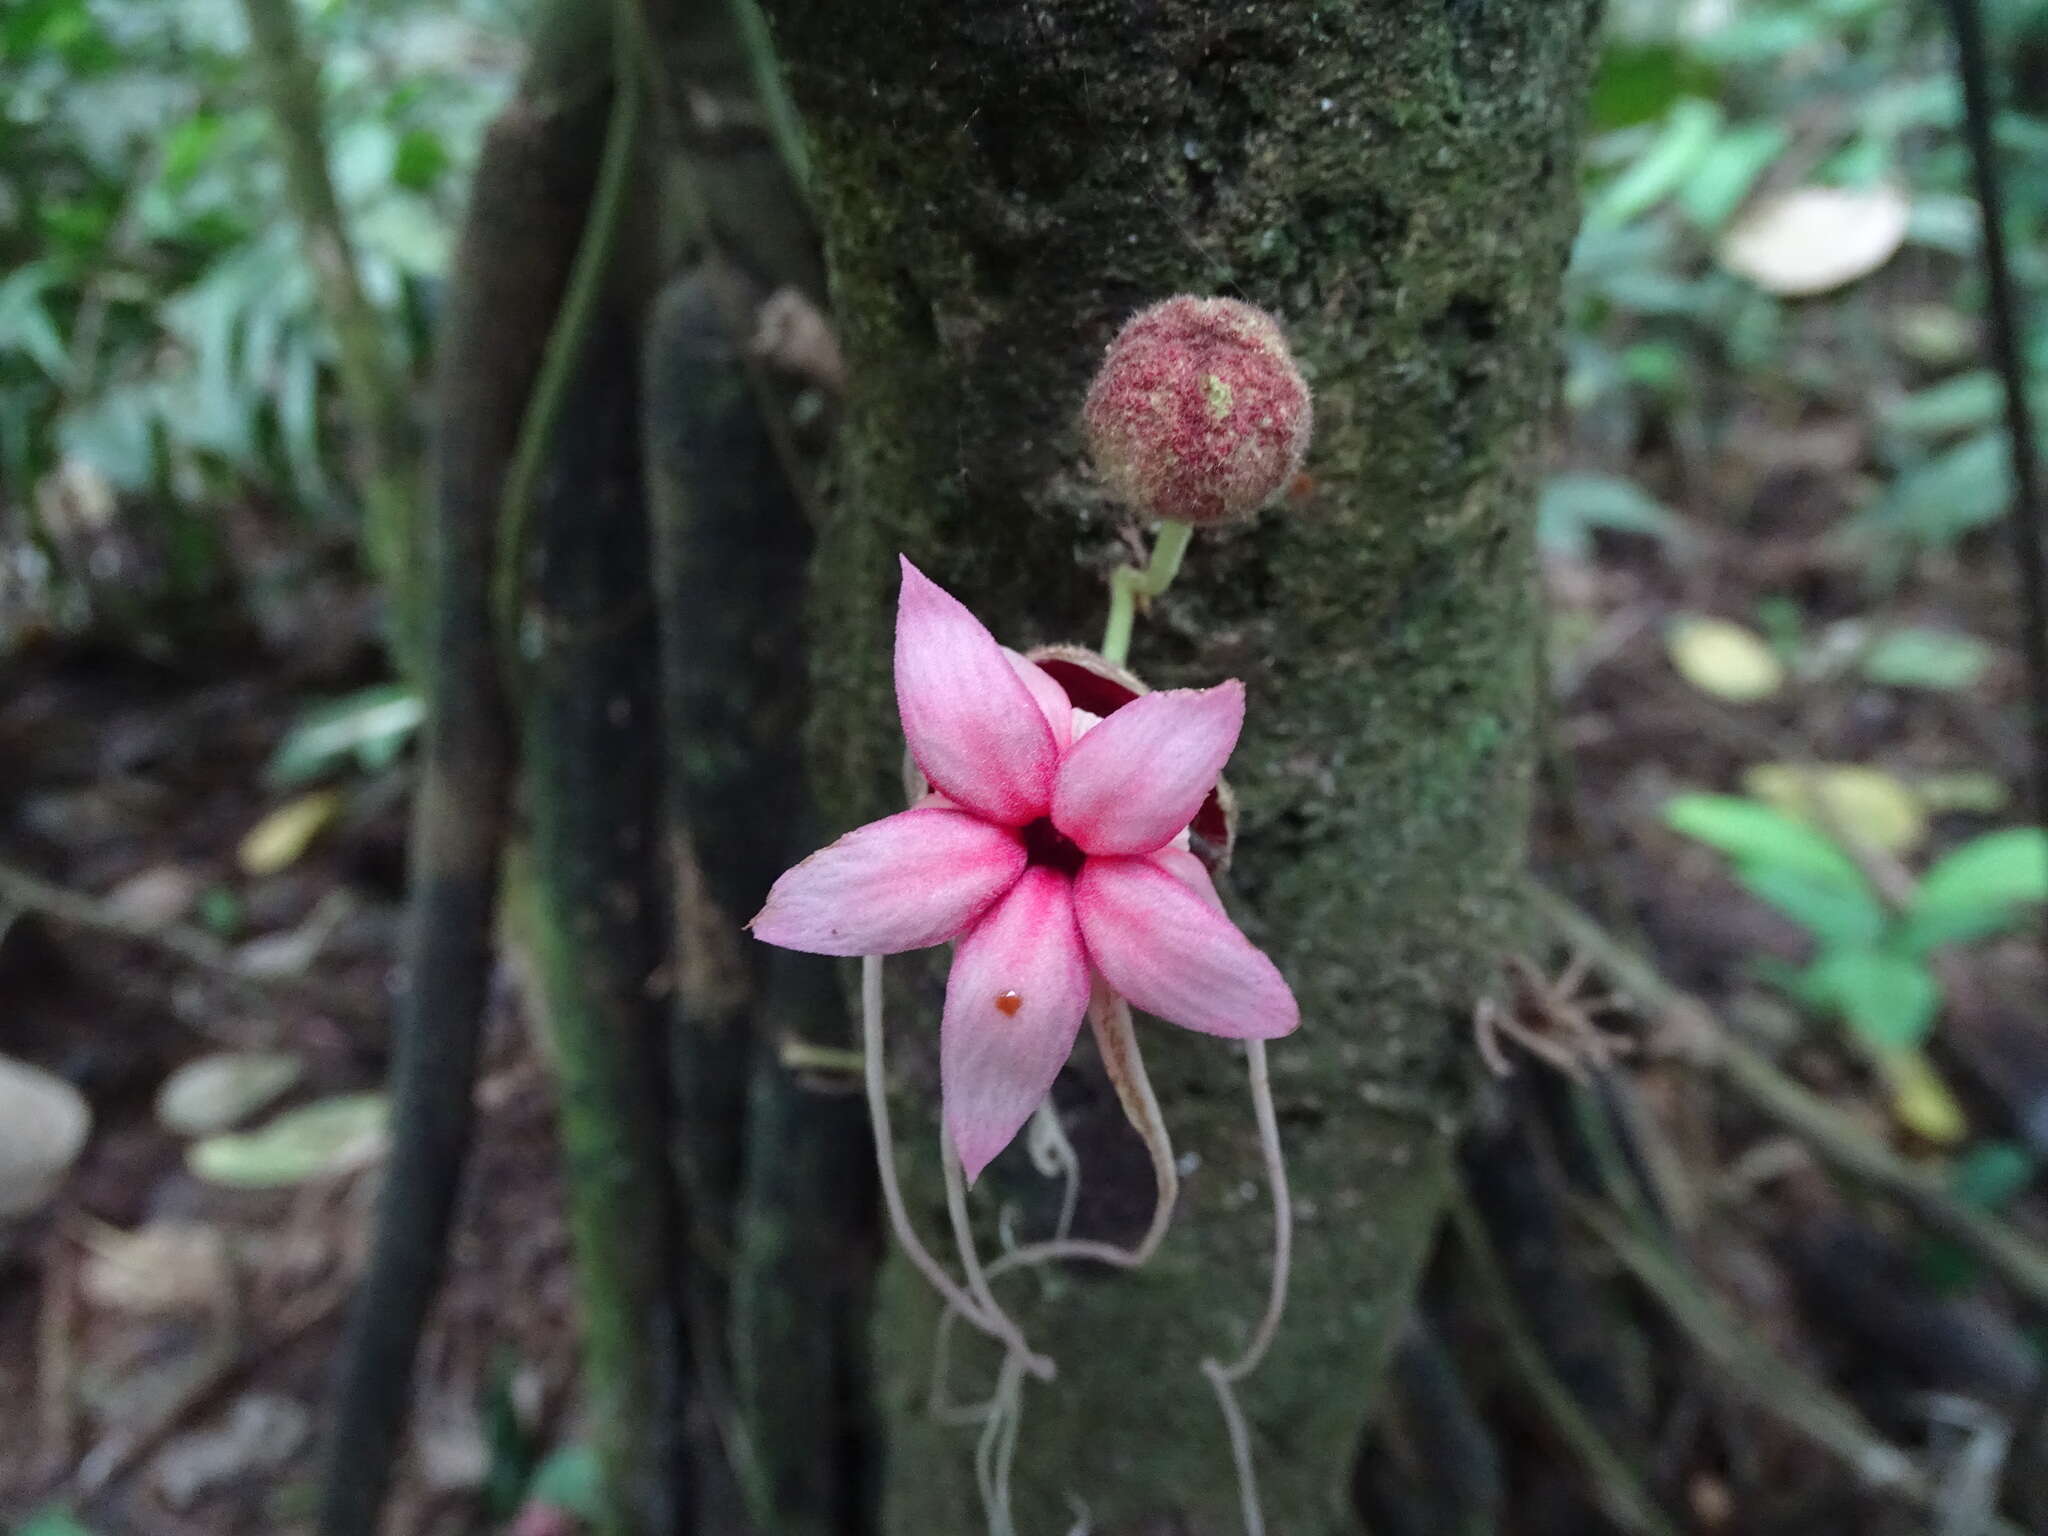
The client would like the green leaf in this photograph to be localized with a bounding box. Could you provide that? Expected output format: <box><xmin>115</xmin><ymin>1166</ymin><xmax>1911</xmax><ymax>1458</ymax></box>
<box><xmin>1802</xmin><ymin>949</ymin><xmax>1941</xmax><ymax>1050</ymax></box>
<box><xmin>56</xmin><ymin>383</ymin><xmax>160</xmax><ymax>492</ymax></box>
<box><xmin>1860</xmin><ymin>627</ymin><xmax>1992</xmax><ymax>691</ymax></box>
<box><xmin>1900</xmin><ymin>828</ymin><xmax>2048</xmax><ymax>952</ymax></box>
<box><xmin>196</xmin><ymin>884</ymin><xmax>244</xmax><ymax>939</ymax></box>
<box><xmin>1590</xmin><ymin>43</ymin><xmax>1720</xmax><ymax>130</ymax></box>
<box><xmin>267</xmin><ymin>686</ymin><xmax>423</xmax><ymax>785</ymax></box>
<box><xmin>16</xmin><ymin>1506</ymin><xmax>96</xmax><ymax>1536</ymax></box>
<box><xmin>1694</xmin><ymin>12</ymin><xmax>1824</xmax><ymax>65</ymax></box>
<box><xmin>0</xmin><ymin>263</ymin><xmax>68</xmax><ymax>379</ymax></box>
<box><xmin>1665</xmin><ymin>793</ymin><xmax>1868</xmax><ymax>889</ymax></box>
<box><xmin>276</xmin><ymin>333</ymin><xmax>327</xmax><ymax>505</ymax></box>
<box><xmin>1537</xmin><ymin>472</ymin><xmax>1692</xmax><ymax>559</ymax></box>
<box><xmin>1586</xmin><ymin>98</ymin><xmax>1724</xmax><ymax>232</ymax></box>
<box><xmin>1677</xmin><ymin>122</ymin><xmax>1790</xmax><ymax>230</ymax></box>
<box><xmin>1880</xmin><ymin>372</ymin><xmax>2003</xmax><ymax>440</ymax></box>
<box><xmin>1950</xmin><ymin>1141</ymin><xmax>2034</xmax><ymax>1211</ymax></box>
<box><xmin>1737</xmin><ymin>862</ymin><xmax>1888</xmax><ymax>949</ymax></box>
<box><xmin>391</xmin><ymin>128</ymin><xmax>448</xmax><ymax>192</ymax></box>
<box><xmin>526</xmin><ymin>1444</ymin><xmax>603</xmax><ymax>1518</ymax></box>
<box><xmin>1860</xmin><ymin>431</ymin><xmax>2011</xmax><ymax>546</ymax></box>
<box><xmin>187</xmin><ymin>1094</ymin><xmax>388</xmax><ymax>1187</ymax></box>
<box><xmin>161</xmin><ymin>113</ymin><xmax>225</xmax><ymax>188</ymax></box>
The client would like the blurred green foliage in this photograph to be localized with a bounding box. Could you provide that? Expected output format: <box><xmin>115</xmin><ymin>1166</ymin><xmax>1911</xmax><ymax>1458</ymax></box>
<box><xmin>1555</xmin><ymin>0</ymin><xmax>2048</xmax><ymax>557</ymax></box>
<box><xmin>0</xmin><ymin>0</ymin><xmax>517</xmax><ymax>636</ymax></box>
<box><xmin>1668</xmin><ymin>791</ymin><xmax>2048</xmax><ymax>1137</ymax></box>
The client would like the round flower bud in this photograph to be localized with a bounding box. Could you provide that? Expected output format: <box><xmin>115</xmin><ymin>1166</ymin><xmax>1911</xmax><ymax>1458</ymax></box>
<box><xmin>1082</xmin><ymin>296</ymin><xmax>1312</xmax><ymax>526</ymax></box>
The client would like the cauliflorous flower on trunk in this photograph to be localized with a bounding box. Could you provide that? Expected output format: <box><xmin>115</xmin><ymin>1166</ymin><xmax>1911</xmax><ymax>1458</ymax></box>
<box><xmin>750</xmin><ymin>558</ymin><xmax>1298</xmax><ymax>1179</ymax></box>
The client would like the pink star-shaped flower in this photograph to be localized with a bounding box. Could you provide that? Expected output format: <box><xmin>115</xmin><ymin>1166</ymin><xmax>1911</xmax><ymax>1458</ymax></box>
<box><xmin>751</xmin><ymin>557</ymin><xmax>1298</xmax><ymax>1179</ymax></box>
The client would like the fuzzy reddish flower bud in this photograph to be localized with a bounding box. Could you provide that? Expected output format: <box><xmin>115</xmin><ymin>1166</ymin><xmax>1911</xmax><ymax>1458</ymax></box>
<box><xmin>1082</xmin><ymin>296</ymin><xmax>1312</xmax><ymax>526</ymax></box>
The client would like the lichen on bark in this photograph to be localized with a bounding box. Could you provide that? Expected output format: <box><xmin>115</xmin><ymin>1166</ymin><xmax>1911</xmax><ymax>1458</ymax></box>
<box><xmin>760</xmin><ymin>2</ymin><xmax>1597</xmax><ymax>1529</ymax></box>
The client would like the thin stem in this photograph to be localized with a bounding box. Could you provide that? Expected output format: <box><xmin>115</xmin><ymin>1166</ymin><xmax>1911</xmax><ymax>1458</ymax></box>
<box><xmin>951</xmin><ymin>993</ymin><xmax>1179</xmax><ymax>1276</ymax></box>
<box><xmin>973</xmin><ymin>1351</ymin><xmax>1027</xmax><ymax>1536</ymax></box>
<box><xmin>1205</xmin><ymin>1363</ymin><xmax>1265</xmax><ymax>1536</ymax></box>
<box><xmin>725</xmin><ymin>0</ymin><xmax>812</xmax><ymax>195</ymax></box>
<box><xmin>1201</xmin><ymin>1039</ymin><xmax>1292</xmax><ymax>1536</ymax></box>
<box><xmin>1206</xmin><ymin>1041</ymin><xmax>1291</xmax><ymax>1384</ymax></box>
<box><xmin>1101</xmin><ymin>519</ymin><xmax>1195</xmax><ymax>668</ymax></box>
<box><xmin>861</xmin><ymin>956</ymin><xmax>1003</xmax><ymax>1338</ymax></box>
<box><xmin>238</xmin><ymin>0</ymin><xmax>421</xmax><ymax>662</ymax></box>
<box><xmin>492</xmin><ymin>19</ymin><xmax>643</xmax><ymax>668</ymax></box>
<box><xmin>1025</xmin><ymin>1099</ymin><xmax>1082</xmax><ymax>1244</ymax></box>
<box><xmin>942</xmin><ymin>1132</ymin><xmax>1055</xmax><ymax>1380</ymax></box>
<box><xmin>926</xmin><ymin>996</ymin><xmax>1177</xmax><ymax>1432</ymax></box>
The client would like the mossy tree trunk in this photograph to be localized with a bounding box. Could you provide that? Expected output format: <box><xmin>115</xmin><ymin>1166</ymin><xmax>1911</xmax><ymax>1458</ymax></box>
<box><xmin>760</xmin><ymin>3</ymin><xmax>1596</xmax><ymax>1530</ymax></box>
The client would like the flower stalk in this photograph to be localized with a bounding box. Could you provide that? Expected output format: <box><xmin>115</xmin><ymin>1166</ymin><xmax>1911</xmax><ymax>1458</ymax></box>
<box><xmin>1101</xmin><ymin>519</ymin><xmax>1194</xmax><ymax>668</ymax></box>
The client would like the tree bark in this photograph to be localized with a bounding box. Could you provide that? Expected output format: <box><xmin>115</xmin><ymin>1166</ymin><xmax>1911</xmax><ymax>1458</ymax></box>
<box><xmin>314</xmin><ymin>13</ymin><xmax>612</xmax><ymax>1530</ymax></box>
<box><xmin>522</xmin><ymin>294</ymin><xmax>688</xmax><ymax>1534</ymax></box>
<box><xmin>643</xmin><ymin>270</ymin><xmax>876</xmax><ymax>1534</ymax></box>
<box><xmin>760</xmin><ymin>3</ymin><xmax>1596</xmax><ymax>1530</ymax></box>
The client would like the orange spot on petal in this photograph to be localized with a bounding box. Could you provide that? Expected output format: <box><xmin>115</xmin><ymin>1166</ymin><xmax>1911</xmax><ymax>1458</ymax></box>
<box><xmin>994</xmin><ymin>990</ymin><xmax>1023</xmax><ymax>1017</ymax></box>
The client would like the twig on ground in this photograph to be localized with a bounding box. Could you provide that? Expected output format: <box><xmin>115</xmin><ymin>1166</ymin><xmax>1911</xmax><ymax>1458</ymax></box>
<box><xmin>1532</xmin><ymin>885</ymin><xmax>2048</xmax><ymax>1315</ymax></box>
<box><xmin>0</xmin><ymin>860</ymin><xmax>368</xmax><ymax>1019</ymax></box>
<box><xmin>1575</xmin><ymin>1197</ymin><xmax>1921</xmax><ymax>1496</ymax></box>
<box><xmin>1451</xmin><ymin>1188</ymin><xmax>1684</xmax><ymax>1536</ymax></box>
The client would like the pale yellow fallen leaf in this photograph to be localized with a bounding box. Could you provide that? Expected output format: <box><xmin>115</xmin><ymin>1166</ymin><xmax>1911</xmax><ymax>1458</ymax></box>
<box><xmin>1914</xmin><ymin>770</ymin><xmax>2010</xmax><ymax>815</ymax></box>
<box><xmin>1718</xmin><ymin>185</ymin><xmax>1910</xmax><ymax>297</ymax></box>
<box><xmin>1876</xmin><ymin>1049</ymin><xmax>1967</xmax><ymax>1146</ymax></box>
<box><xmin>237</xmin><ymin>790</ymin><xmax>342</xmax><ymax>877</ymax></box>
<box><xmin>1743</xmin><ymin>763</ymin><xmax>1927</xmax><ymax>855</ymax></box>
<box><xmin>1667</xmin><ymin>615</ymin><xmax>1785</xmax><ymax>702</ymax></box>
<box><xmin>156</xmin><ymin>1052</ymin><xmax>303</xmax><ymax>1136</ymax></box>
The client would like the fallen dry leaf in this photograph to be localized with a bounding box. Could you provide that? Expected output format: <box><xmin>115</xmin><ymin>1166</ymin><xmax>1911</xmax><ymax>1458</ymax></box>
<box><xmin>1718</xmin><ymin>185</ymin><xmax>1910</xmax><ymax>297</ymax></box>
<box><xmin>0</xmin><ymin>1054</ymin><xmax>91</xmax><ymax>1217</ymax></box>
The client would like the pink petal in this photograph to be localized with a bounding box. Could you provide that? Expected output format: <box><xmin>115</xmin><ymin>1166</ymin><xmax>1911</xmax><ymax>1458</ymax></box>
<box><xmin>895</xmin><ymin>558</ymin><xmax>1058</xmax><ymax>824</ymax></box>
<box><xmin>1005</xmin><ymin>648</ymin><xmax>1072</xmax><ymax>751</ymax></box>
<box><xmin>1051</xmin><ymin>682</ymin><xmax>1244</xmax><ymax>856</ymax></box>
<box><xmin>1148</xmin><ymin>845</ymin><xmax>1224</xmax><ymax>910</ymax></box>
<box><xmin>941</xmin><ymin>868</ymin><xmax>1091</xmax><ymax>1181</ymax></box>
<box><xmin>1074</xmin><ymin>855</ymin><xmax>1297</xmax><ymax>1039</ymax></box>
<box><xmin>750</xmin><ymin>808</ymin><xmax>1025</xmax><ymax>956</ymax></box>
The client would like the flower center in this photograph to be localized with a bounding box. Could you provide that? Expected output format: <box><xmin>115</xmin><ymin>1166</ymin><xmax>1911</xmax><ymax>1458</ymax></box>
<box><xmin>1020</xmin><ymin>817</ymin><xmax>1085</xmax><ymax>877</ymax></box>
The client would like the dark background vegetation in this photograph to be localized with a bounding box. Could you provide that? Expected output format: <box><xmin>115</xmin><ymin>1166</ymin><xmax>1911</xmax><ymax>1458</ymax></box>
<box><xmin>8</xmin><ymin>0</ymin><xmax>2048</xmax><ymax>1532</ymax></box>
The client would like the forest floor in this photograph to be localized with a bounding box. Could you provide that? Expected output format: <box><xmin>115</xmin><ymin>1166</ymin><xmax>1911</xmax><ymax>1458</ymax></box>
<box><xmin>0</xmin><ymin>595</ymin><xmax>579</xmax><ymax>1535</ymax></box>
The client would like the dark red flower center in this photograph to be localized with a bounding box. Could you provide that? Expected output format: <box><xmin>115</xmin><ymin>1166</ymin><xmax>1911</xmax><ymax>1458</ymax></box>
<box><xmin>1020</xmin><ymin>817</ymin><xmax>1085</xmax><ymax>876</ymax></box>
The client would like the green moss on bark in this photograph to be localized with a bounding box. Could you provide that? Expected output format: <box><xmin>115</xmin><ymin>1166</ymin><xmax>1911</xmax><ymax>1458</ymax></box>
<box><xmin>762</xmin><ymin>2</ymin><xmax>1595</xmax><ymax>1529</ymax></box>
